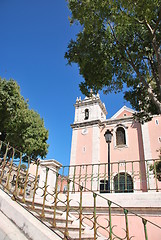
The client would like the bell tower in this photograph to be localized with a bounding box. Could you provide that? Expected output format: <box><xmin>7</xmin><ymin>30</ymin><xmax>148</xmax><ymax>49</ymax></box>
<box><xmin>70</xmin><ymin>93</ymin><xmax>107</xmax><ymax>167</ymax></box>
<box><xmin>74</xmin><ymin>92</ymin><xmax>107</xmax><ymax>124</ymax></box>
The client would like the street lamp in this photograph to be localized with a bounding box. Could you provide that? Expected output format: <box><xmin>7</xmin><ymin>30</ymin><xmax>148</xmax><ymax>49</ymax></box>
<box><xmin>104</xmin><ymin>129</ymin><xmax>113</xmax><ymax>193</ymax></box>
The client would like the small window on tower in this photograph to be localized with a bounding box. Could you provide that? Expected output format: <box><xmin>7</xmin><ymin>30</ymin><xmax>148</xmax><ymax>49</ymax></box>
<box><xmin>85</xmin><ymin>109</ymin><xmax>89</xmax><ymax>120</ymax></box>
<box><xmin>155</xmin><ymin>119</ymin><xmax>159</xmax><ymax>125</ymax></box>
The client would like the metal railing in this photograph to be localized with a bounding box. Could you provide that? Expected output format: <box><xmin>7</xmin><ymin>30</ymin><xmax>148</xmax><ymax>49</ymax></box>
<box><xmin>0</xmin><ymin>140</ymin><xmax>161</xmax><ymax>240</ymax></box>
<box><xmin>58</xmin><ymin>158</ymin><xmax>161</xmax><ymax>193</ymax></box>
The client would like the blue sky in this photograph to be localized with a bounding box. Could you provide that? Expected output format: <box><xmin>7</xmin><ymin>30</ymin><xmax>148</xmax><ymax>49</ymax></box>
<box><xmin>0</xmin><ymin>0</ymin><xmax>131</xmax><ymax>166</ymax></box>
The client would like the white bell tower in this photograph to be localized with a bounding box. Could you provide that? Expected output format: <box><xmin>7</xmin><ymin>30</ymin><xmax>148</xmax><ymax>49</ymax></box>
<box><xmin>70</xmin><ymin>93</ymin><xmax>107</xmax><ymax>168</ymax></box>
<box><xmin>74</xmin><ymin>92</ymin><xmax>107</xmax><ymax>124</ymax></box>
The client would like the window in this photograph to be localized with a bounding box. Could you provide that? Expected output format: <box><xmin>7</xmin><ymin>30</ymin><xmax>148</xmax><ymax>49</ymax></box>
<box><xmin>100</xmin><ymin>179</ymin><xmax>108</xmax><ymax>193</ymax></box>
<box><xmin>156</xmin><ymin>119</ymin><xmax>159</xmax><ymax>125</ymax></box>
<box><xmin>116</xmin><ymin>127</ymin><xmax>126</xmax><ymax>146</ymax></box>
<box><xmin>85</xmin><ymin>109</ymin><xmax>89</xmax><ymax>120</ymax></box>
<box><xmin>114</xmin><ymin>173</ymin><xmax>133</xmax><ymax>193</ymax></box>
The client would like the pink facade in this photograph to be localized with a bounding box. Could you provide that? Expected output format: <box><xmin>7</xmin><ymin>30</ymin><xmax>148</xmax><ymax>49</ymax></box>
<box><xmin>70</xmin><ymin>94</ymin><xmax>161</xmax><ymax>193</ymax></box>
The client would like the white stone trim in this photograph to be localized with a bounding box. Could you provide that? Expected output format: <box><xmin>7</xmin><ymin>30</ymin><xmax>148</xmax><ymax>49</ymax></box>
<box><xmin>92</xmin><ymin>125</ymin><xmax>100</xmax><ymax>165</ymax></box>
<box><xmin>141</xmin><ymin>123</ymin><xmax>152</xmax><ymax>160</ymax></box>
<box><xmin>92</xmin><ymin>125</ymin><xmax>100</xmax><ymax>190</ymax></box>
<box><xmin>70</xmin><ymin>129</ymin><xmax>78</xmax><ymax>166</ymax></box>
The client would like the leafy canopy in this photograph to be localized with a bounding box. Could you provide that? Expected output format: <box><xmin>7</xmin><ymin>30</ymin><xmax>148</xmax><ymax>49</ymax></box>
<box><xmin>65</xmin><ymin>0</ymin><xmax>161</xmax><ymax>120</ymax></box>
<box><xmin>0</xmin><ymin>77</ymin><xmax>49</xmax><ymax>160</ymax></box>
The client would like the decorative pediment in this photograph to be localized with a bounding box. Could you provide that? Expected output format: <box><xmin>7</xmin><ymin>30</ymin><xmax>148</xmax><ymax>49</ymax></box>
<box><xmin>111</xmin><ymin>106</ymin><xmax>136</xmax><ymax>120</ymax></box>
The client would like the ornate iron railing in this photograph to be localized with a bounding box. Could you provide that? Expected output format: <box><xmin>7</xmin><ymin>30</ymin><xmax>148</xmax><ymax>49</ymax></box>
<box><xmin>59</xmin><ymin>158</ymin><xmax>161</xmax><ymax>193</ymax></box>
<box><xmin>0</xmin><ymin>140</ymin><xmax>161</xmax><ymax>240</ymax></box>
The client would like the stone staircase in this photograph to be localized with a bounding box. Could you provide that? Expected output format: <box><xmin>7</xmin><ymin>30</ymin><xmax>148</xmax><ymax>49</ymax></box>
<box><xmin>20</xmin><ymin>199</ymin><xmax>95</xmax><ymax>240</ymax></box>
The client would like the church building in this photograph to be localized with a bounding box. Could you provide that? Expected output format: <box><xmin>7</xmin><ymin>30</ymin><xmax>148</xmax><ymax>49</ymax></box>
<box><xmin>69</xmin><ymin>93</ymin><xmax>161</xmax><ymax>193</ymax></box>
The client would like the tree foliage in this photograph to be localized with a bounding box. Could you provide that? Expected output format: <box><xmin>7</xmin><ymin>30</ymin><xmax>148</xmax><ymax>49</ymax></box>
<box><xmin>0</xmin><ymin>77</ymin><xmax>49</xmax><ymax>160</ymax></box>
<box><xmin>65</xmin><ymin>0</ymin><xmax>161</xmax><ymax>120</ymax></box>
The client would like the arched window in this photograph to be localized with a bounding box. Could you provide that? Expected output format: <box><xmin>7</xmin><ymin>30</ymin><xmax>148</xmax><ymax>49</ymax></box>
<box><xmin>116</xmin><ymin>127</ymin><xmax>126</xmax><ymax>146</ymax></box>
<box><xmin>85</xmin><ymin>109</ymin><xmax>89</xmax><ymax>120</ymax></box>
<box><xmin>114</xmin><ymin>173</ymin><xmax>133</xmax><ymax>193</ymax></box>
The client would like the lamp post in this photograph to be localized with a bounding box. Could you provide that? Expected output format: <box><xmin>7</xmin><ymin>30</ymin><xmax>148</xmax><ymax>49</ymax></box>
<box><xmin>104</xmin><ymin>129</ymin><xmax>113</xmax><ymax>193</ymax></box>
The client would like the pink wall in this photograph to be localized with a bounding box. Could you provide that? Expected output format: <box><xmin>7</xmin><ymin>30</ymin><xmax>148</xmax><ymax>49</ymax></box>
<box><xmin>147</xmin><ymin>115</ymin><xmax>161</xmax><ymax>159</ymax></box>
<box><xmin>75</xmin><ymin>128</ymin><xmax>93</xmax><ymax>165</ymax></box>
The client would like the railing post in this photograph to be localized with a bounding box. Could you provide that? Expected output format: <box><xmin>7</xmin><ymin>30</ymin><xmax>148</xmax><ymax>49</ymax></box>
<box><xmin>12</xmin><ymin>152</ymin><xmax>22</xmax><ymax>200</ymax></box>
<box><xmin>72</xmin><ymin>166</ymin><xmax>76</xmax><ymax>192</ymax></box>
<box><xmin>125</xmin><ymin>163</ymin><xmax>127</xmax><ymax>192</ymax></box>
<box><xmin>153</xmin><ymin>160</ymin><xmax>158</xmax><ymax>192</ymax></box>
<box><xmin>93</xmin><ymin>193</ymin><xmax>97</xmax><ymax>240</ymax></box>
<box><xmin>41</xmin><ymin>167</ymin><xmax>49</xmax><ymax>218</ymax></box>
<box><xmin>61</xmin><ymin>166</ymin><xmax>65</xmax><ymax>192</ymax></box>
<box><xmin>118</xmin><ymin>163</ymin><xmax>120</xmax><ymax>192</ymax></box>
<box><xmin>146</xmin><ymin>162</ymin><xmax>150</xmax><ymax>190</ymax></box>
<box><xmin>53</xmin><ymin>172</ymin><xmax>59</xmax><ymax>228</ymax></box>
<box><xmin>124</xmin><ymin>209</ymin><xmax>129</xmax><ymax>240</ymax></box>
<box><xmin>110</xmin><ymin>163</ymin><xmax>113</xmax><ymax>192</ymax></box>
<box><xmin>79</xmin><ymin>185</ymin><xmax>83</xmax><ymax>240</ymax></box>
<box><xmin>97</xmin><ymin>164</ymin><xmax>100</xmax><ymax>191</ymax></box>
<box><xmin>6</xmin><ymin>148</ymin><xmax>15</xmax><ymax>191</ymax></box>
<box><xmin>91</xmin><ymin>165</ymin><xmax>94</xmax><ymax>191</ymax></box>
<box><xmin>22</xmin><ymin>157</ymin><xmax>30</xmax><ymax>203</ymax></box>
<box><xmin>142</xmin><ymin>218</ymin><xmax>148</xmax><ymax>240</ymax></box>
<box><xmin>64</xmin><ymin>179</ymin><xmax>70</xmax><ymax>240</ymax></box>
<box><xmin>108</xmin><ymin>200</ymin><xmax>112</xmax><ymax>240</ymax></box>
<box><xmin>79</xmin><ymin>165</ymin><xmax>82</xmax><ymax>190</ymax></box>
<box><xmin>0</xmin><ymin>142</ymin><xmax>9</xmax><ymax>185</ymax></box>
<box><xmin>32</xmin><ymin>160</ymin><xmax>40</xmax><ymax>209</ymax></box>
<box><xmin>85</xmin><ymin>165</ymin><xmax>88</xmax><ymax>190</ymax></box>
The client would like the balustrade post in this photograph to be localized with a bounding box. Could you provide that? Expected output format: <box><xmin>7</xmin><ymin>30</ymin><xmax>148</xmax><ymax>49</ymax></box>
<box><xmin>6</xmin><ymin>148</ymin><xmax>15</xmax><ymax>191</ymax></box>
<box><xmin>12</xmin><ymin>152</ymin><xmax>22</xmax><ymax>200</ymax></box>
<box><xmin>64</xmin><ymin>179</ymin><xmax>70</xmax><ymax>240</ymax></box>
<box><xmin>79</xmin><ymin>185</ymin><xmax>83</xmax><ymax>240</ymax></box>
<box><xmin>41</xmin><ymin>167</ymin><xmax>49</xmax><ymax>218</ymax></box>
<box><xmin>124</xmin><ymin>209</ymin><xmax>129</xmax><ymax>240</ymax></box>
<box><xmin>53</xmin><ymin>172</ymin><xmax>59</xmax><ymax>228</ymax></box>
<box><xmin>0</xmin><ymin>142</ymin><xmax>9</xmax><ymax>185</ymax></box>
<box><xmin>108</xmin><ymin>200</ymin><xmax>112</xmax><ymax>240</ymax></box>
<box><xmin>79</xmin><ymin>165</ymin><xmax>82</xmax><ymax>191</ymax></box>
<box><xmin>142</xmin><ymin>218</ymin><xmax>148</xmax><ymax>240</ymax></box>
<box><xmin>85</xmin><ymin>165</ymin><xmax>87</xmax><ymax>190</ymax></box>
<box><xmin>72</xmin><ymin>166</ymin><xmax>76</xmax><ymax>193</ymax></box>
<box><xmin>153</xmin><ymin>160</ymin><xmax>158</xmax><ymax>192</ymax></box>
<box><xmin>32</xmin><ymin>160</ymin><xmax>40</xmax><ymax>209</ymax></box>
<box><xmin>22</xmin><ymin>157</ymin><xmax>31</xmax><ymax>203</ymax></box>
<box><xmin>91</xmin><ymin>165</ymin><xmax>94</xmax><ymax>191</ymax></box>
<box><xmin>93</xmin><ymin>193</ymin><xmax>97</xmax><ymax>240</ymax></box>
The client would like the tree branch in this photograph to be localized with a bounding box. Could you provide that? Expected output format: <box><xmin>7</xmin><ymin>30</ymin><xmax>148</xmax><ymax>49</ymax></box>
<box><xmin>108</xmin><ymin>21</ymin><xmax>161</xmax><ymax>113</ymax></box>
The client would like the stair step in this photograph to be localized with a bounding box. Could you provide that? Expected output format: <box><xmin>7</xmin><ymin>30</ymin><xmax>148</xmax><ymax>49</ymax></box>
<box><xmin>24</xmin><ymin>199</ymin><xmax>54</xmax><ymax>210</ymax></box>
<box><xmin>18</xmin><ymin>198</ymin><xmax>96</xmax><ymax>240</ymax></box>
<box><xmin>69</xmin><ymin>237</ymin><xmax>94</xmax><ymax>240</ymax></box>
<box><xmin>52</xmin><ymin>226</ymin><xmax>85</xmax><ymax>232</ymax></box>
<box><xmin>43</xmin><ymin>216</ymin><xmax>73</xmax><ymax>224</ymax></box>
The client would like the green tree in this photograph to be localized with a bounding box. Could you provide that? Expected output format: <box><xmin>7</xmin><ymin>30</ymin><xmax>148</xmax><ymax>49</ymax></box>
<box><xmin>65</xmin><ymin>0</ymin><xmax>161</xmax><ymax>120</ymax></box>
<box><xmin>0</xmin><ymin>77</ymin><xmax>49</xmax><ymax>160</ymax></box>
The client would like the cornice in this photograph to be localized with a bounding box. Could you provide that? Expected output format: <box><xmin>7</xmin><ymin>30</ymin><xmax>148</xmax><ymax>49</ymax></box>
<box><xmin>71</xmin><ymin>120</ymin><xmax>103</xmax><ymax>129</ymax></box>
<box><xmin>71</xmin><ymin>116</ymin><xmax>136</xmax><ymax>129</ymax></box>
